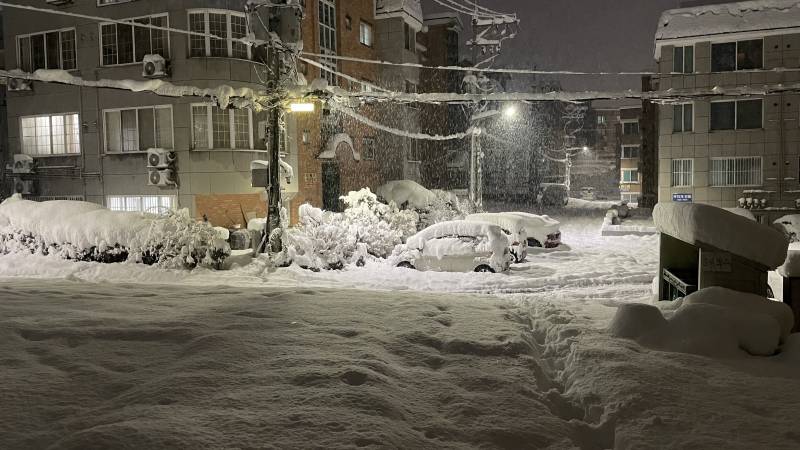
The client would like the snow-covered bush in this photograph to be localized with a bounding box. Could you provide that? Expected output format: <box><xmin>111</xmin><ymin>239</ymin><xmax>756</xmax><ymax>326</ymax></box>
<box><xmin>0</xmin><ymin>196</ymin><xmax>230</xmax><ymax>269</ymax></box>
<box><xmin>419</xmin><ymin>189</ymin><xmax>476</xmax><ymax>228</ymax></box>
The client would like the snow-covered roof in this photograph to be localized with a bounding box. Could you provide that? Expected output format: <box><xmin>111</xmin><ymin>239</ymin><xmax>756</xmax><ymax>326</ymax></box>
<box><xmin>376</xmin><ymin>0</ymin><xmax>424</xmax><ymax>29</ymax></box>
<box><xmin>653</xmin><ymin>203</ymin><xmax>788</xmax><ymax>269</ymax></box>
<box><xmin>655</xmin><ymin>0</ymin><xmax>800</xmax><ymax>57</ymax></box>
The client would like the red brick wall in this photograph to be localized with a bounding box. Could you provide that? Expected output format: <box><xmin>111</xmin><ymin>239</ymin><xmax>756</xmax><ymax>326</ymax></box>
<box><xmin>195</xmin><ymin>194</ymin><xmax>266</xmax><ymax>229</ymax></box>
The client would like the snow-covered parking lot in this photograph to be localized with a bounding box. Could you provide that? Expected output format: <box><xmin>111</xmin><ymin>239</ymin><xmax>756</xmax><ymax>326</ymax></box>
<box><xmin>2</xmin><ymin>217</ymin><xmax>800</xmax><ymax>449</ymax></box>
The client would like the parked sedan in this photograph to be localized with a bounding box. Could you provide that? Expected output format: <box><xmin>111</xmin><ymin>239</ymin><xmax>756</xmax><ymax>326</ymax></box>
<box><xmin>391</xmin><ymin>220</ymin><xmax>511</xmax><ymax>273</ymax></box>
<box><xmin>506</xmin><ymin>212</ymin><xmax>562</xmax><ymax>248</ymax></box>
<box><xmin>465</xmin><ymin>213</ymin><xmax>528</xmax><ymax>263</ymax></box>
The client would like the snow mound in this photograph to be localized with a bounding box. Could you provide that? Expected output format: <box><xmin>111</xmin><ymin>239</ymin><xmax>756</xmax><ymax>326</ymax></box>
<box><xmin>376</xmin><ymin>180</ymin><xmax>436</xmax><ymax>210</ymax></box>
<box><xmin>0</xmin><ymin>198</ymin><xmax>229</xmax><ymax>268</ymax></box>
<box><xmin>611</xmin><ymin>287</ymin><xmax>794</xmax><ymax>357</ymax></box>
<box><xmin>778</xmin><ymin>242</ymin><xmax>800</xmax><ymax>277</ymax></box>
<box><xmin>653</xmin><ymin>202</ymin><xmax>788</xmax><ymax>269</ymax></box>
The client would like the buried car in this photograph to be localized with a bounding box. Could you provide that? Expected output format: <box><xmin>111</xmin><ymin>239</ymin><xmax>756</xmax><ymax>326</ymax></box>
<box><xmin>390</xmin><ymin>220</ymin><xmax>511</xmax><ymax>273</ymax></box>
<box><xmin>465</xmin><ymin>213</ymin><xmax>528</xmax><ymax>263</ymax></box>
<box><xmin>506</xmin><ymin>212</ymin><xmax>562</xmax><ymax>248</ymax></box>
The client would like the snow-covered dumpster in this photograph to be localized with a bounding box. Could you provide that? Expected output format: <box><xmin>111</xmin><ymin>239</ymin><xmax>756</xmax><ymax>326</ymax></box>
<box><xmin>653</xmin><ymin>203</ymin><xmax>788</xmax><ymax>301</ymax></box>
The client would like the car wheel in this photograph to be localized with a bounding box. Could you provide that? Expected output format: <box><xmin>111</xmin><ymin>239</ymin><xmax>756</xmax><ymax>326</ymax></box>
<box><xmin>397</xmin><ymin>261</ymin><xmax>415</xmax><ymax>270</ymax></box>
<box><xmin>474</xmin><ymin>265</ymin><xmax>495</xmax><ymax>273</ymax></box>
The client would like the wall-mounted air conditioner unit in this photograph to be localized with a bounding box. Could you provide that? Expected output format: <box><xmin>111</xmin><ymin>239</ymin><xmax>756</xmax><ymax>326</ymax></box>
<box><xmin>14</xmin><ymin>179</ymin><xmax>36</xmax><ymax>195</ymax></box>
<box><xmin>12</xmin><ymin>155</ymin><xmax>35</xmax><ymax>174</ymax></box>
<box><xmin>147</xmin><ymin>148</ymin><xmax>177</xmax><ymax>169</ymax></box>
<box><xmin>142</xmin><ymin>54</ymin><xmax>169</xmax><ymax>78</ymax></box>
<box><xmin>7</xmin><ymin>78</ymin><xmax>33</xmax><ymax>92</ymax></box>
<box><xmin>148</xmin><ymin>169</ymin><xmax>177</xmax><ymax>187</ymax></box>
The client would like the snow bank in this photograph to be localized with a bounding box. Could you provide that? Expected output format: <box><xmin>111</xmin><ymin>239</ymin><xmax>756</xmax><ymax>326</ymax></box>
<box><xmin>778</xmin><ymin>242</ymin><xmax>800</xmax><ymax>277</ymax></box>
<box><xmin>653</xmin><ymin>203</ymin><xmax>788</xmax><ymax>269</ymax></box>
<box><xmin>611</xmin><ymin>287</ymin><xmax>794</xmax><ymax>357</ymax></box>
<box><xmin>0</xmin><ymin>197</ymin><xmax>229</xmax><ymax>268</ymax></box>
<box><xmin>376</xmin><ymin>180</ymin><xmax>436</xmax><ymax>210</ymax></box>
<box><xmin>774</xmin><ymin>214</ymin><xmax>800</xmax><ymax>242</ymax></box>
<box><xmin>565</xmin><ymin>198</ymin><xmax>620</xmax><ymax>211</ymax></box>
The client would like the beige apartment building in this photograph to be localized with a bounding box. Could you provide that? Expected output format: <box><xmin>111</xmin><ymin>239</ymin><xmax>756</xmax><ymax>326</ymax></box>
<box><xmin>655</xmin><ymin>1</ymin><xmax>800</xmax><ymax>211</ymax></box>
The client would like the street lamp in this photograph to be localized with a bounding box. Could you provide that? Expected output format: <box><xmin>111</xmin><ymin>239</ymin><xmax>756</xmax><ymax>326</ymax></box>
<box><xmin>289</xmin><ymin>102</ymin><xmax>315</xmax><ymax>113</ymax></box>
<box><xmin>502</xmin><ymin>104</ymin><xmax>518</xmax><ymax>120</ymax></box>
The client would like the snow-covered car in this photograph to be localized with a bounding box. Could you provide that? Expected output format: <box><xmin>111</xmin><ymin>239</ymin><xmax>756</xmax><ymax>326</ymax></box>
<box><xmin>465</xmin><ymin>213</ymin><xmax>528</xmax><ymax>263</ymax></box>
<box><xmin>391</xmin><ymin>220</ymin><xmax>511</xmax><ymax>273</ymax></box>
<box><xmin>774</xmin><ymin>215</ymin><xmax>800</xmax><ymax>242</ymax></box>
<box><xmin>506</xmin><ymin>212</ymin><xmax>562</xmax><ymax>248</ymax></box>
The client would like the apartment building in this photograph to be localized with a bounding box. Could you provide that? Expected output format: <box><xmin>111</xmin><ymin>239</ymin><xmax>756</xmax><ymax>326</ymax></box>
<box><xmin>655</xmin><ymin>1</ymin><xmax>800</xmax><ymax>210</ymax></box>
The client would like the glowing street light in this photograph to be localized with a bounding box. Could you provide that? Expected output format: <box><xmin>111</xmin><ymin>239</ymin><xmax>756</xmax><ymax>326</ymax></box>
<box><xmin>502</xmin><ymin>104</ymin><xmax>518</xmax><ymax>120</ymax></box>
<box><xmin>289</xmin><ymin>102</ymin><xmax>315</xmax><ymax>113</ymax></box>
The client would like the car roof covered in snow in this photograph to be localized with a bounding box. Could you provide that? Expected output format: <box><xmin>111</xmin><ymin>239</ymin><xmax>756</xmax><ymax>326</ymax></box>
<box><xmin>407</xmin><ymin>220</ymin><xmax>505</xmax><ymax>250</ymax></box>
<box><xmin>505</xmin><ymin>212</ymin><xmax>560</xmax><ymax>229</ymax></box>
<box><xmin>466</xmin><ymin>213</ymin><xmax>527</xmax><ymax>233</ymax></box>
<box><xmin>655</xmin><ymin>0</ymin><xmax>800</xmax><ymax>57</ymax></box>
<box><xmin>653</xmin><ymin>202</ymin><xmax>788</xmax><ymax>269</ymax></box>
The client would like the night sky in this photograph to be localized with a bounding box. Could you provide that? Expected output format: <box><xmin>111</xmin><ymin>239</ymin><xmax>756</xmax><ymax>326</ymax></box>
<box><xmin>422</xmin><ymin>0</ymin><xmax>731</xmax><ymax>92</ymax></box>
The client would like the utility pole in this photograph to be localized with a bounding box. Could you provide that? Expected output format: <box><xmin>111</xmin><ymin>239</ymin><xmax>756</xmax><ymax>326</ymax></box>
<box><xmin>266</xmin><ymin>51</ymin><xmax>283</xmax><ymax>253</ymax></box>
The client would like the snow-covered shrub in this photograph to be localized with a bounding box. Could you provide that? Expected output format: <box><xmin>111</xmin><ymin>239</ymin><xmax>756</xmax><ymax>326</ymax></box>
<box><xmin>418</xmin><ymin>189</ymin><xmax>476</xmax><ymax>228</ymax></box>
<box><xmin>0</xmin><ymin>197</ymin><xmax>230</xmax><ymax>269</ymax></box>
<box><xmin>282</xmin><ymin>204</ymin><xmax>356</xmax><ymax>271</ymax></box>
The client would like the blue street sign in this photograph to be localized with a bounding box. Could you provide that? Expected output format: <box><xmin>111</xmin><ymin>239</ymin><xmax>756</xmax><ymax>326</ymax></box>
<box><xmin>673</xmin><ymin>193</ymin><xmax>693</xmax><ymax>203</ymax></box>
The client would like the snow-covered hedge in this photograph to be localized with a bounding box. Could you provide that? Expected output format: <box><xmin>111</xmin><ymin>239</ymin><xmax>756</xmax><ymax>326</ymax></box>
<box><xmin>282</xmin><ymin>189</ymin><xmax>418</xmax><ymax>270</ymax></box>
<box><xmin>0</xmin><ymin>196</ymin><xmax>230</xmax><ymax>269</ymax></box>
<box><xmin>376</xmin><ymin>180</ymin><xmax>475</xmax><ymax>229</ymax></box>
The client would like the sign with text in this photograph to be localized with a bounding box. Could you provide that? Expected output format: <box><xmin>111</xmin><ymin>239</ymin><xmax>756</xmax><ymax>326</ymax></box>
<box><xmin>673</xmin><ymin>193</ymin><xmax>693</xmax><ymax>203</ymax></box>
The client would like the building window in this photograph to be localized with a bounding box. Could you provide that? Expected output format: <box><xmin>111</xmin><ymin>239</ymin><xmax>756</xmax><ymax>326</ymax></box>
<box><xmin>621</xmin><ymin>169</ymin><xmax>639</xmax><ymax>184</ymax></box>
<box><xmin>107</xmin><ymin>195</ymin><xmax>176</xmax><ymax>214</ymax></box>
<box><xmin>710</xmin><ymin>156</ymin><xmax>762</xmax><ymax>187</ymax></box>
<box><xmin>671</xmin><ymin>159</ymin><xmax>694</xmax><ymax>187</ymax></box>
<box><xmin>404</xmin><ymin>22</ymin><xmax>415</xmax><ymax>52</ymax></box>
<box><xmin>104</xmin><ymin>105</ymin><xmax>173</xmax><ymax>153</ymax></box>
<box><xmin>621</xmin><ymin>145</ymin><xmax>640</xmax><ymax>159</ymax></box>
<box><xmin>407</xmin><ymin>139</ymin><xmax>420</xmax><ymax>162</ymax></box>
<box><xmin>621</xmin><ymin>193</ymin><xmax>640</xmax><ymax>204</ymax></box>
<box><xmin>597</xmin><ymin>115</ymin><xmax>606</xmax><ymax>125</ymax></box>
<box><xmin>673</xmin><ymin>45</ymin><xmax>694</xmax><ymax>73</ymax></box>
<box><xmin>362</xmin><ymin>137</ymin><xmax>376</xmax><ymax>160</ymax></box>
<box><xmin>359</xmin><ymin>21</ymin><xmax>373</xmax><ymax>47</ymax></box>
<box><xmin>17</xmin><ymin>28</ymin><xmax>77</xmax><ymax>71</ymax></box>
<box><xmin>100</xmin><ymin>14</ymin><xmax>169</xmax><ymax>66</ymax></box>
<box><xmin>622</xmin><ymin>121</ymin><xmax>639</xmax><ymax>136</ymax></box>
<box><xmin>188</xmin><ymin>10</ymin><xmax>250</xmax><ymax>60</ymax></box>
<box><xmin>318</xmin><ymin>0</ymin><xmax>338</xmax><ymax>86</ymax></box>
<box><xmin>673</xmin><ymin>103</ymin><xmax>693</xmax><ymax>133</ymax></box>
<box><xmin>710</xmin><ymin>99</ymin><xmax>762</xmax><ymax>130</ymax></box>
<box><xmin>20</xmin><ymin>113</ymin><xmax>81</xmax><ymax>156</ymax></box>
<box><xmin>711</xmin><ymin>39</ymin><xmax>763</xmax><ymax>72</ymax></box>
<box><xmin>191</xmin><ymin>104</ymin><xmax>253</xmax><ymax>150</ymax></box>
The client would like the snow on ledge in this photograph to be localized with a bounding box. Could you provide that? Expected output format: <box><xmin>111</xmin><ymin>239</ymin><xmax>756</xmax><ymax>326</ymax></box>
<box><xmin>653</xmin><ymin>202</ymin><xmax>788</xmax><ymax>269</ymax></box>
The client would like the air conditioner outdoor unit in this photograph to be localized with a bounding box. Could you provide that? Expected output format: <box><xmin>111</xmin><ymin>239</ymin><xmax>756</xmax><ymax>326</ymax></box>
<box><xmin>12</xmin><ymin>155</ymin><xmax>35</xmax><ymax>174</ymax></box>
<box><xmin>147</xmin><ymin>148</ymin><xmax>177</xmax><ymax>168</ymax></box>
<box><xmin>7</xmin><ymin>78</ymin><xmax>33</xmax><ymax>92</ymax></box>
<box><xmin>142</xmin><ymin>54</ymin><xmax>169</xmax><ymax>78</ymax></box>
<box><xmin>14</xmin><ymin>179</ymin><xmax>36</xmax><ymax>195</ymax></box>
<box><xmin>148</xmin><ymin>168</ymin><xmax>177</xmax><ymax>187</ymax></box>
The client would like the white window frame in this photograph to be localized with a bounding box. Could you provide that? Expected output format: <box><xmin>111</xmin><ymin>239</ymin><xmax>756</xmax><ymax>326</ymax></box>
<box><xmin>710</xmin><ymin>98</ymin><xmax>764</xmax><ymax>131</ymax></box>
<box><xmin>621</xmin><ymin>169</ymin><xmax>640</xmax><ymax>184</ymax></box>
<box><xmin>20</xmin><ymin>112</ymin><xmax>81</xmax><ymax>157</ymax></box>
<box><xmin>711</xmin><ymin>38</ymin><xmax>765</xmax><ymax>72</ymax></box>
<box><xmin>621</xmin><ymin>193</ymin><xmax>640</xmax><ymax>204</ymax></box>
<box><xmin>672</xmin><ymin>45</ymin><xmax>694</xmax><ymax>74</ymax></box>
<box><xmin>362</xmin><ymin>137</ymin><xmax>376</xmax><ymax>160</ymax></box>
<box><xmin>102</xmin><ymin>105</ymin><xmax>174</xmax><ymax>154</ymax></box>
<box><xmin>106</xmin><ymin>195</ymin><xmax>177</xmax><ymax>214</ymax></box>
<box><xmin>17</xmin><ymin>27</ymin><xmax>77</xmax><ymax>71</ymax></box>
<box><xmin>99</xmin><ymin>13</ymin><xmax>170</xmax><ymax>67</ymax></box>
<box><xmin>318</xmin><ymin>0</ymin><xmax>338</xmax><ymax>86</ymax></box>
<box><xmin>710</xmin><ymin>156</ymin><xmax>763</xmax><ymax>187</ymax></box>
<box><xmin>359</xmin><ymin>21</ymin><xmax>373</xmax><ymax>47</ymax></box>
<box><xmin>621</xmin><ymin>119</ymin><xmax>640</xmax><ymax>136</ymax></box>
<box><xmin>190</xmin><ymin>103</ymin><xmax>254</xmax><ymax>150</ymax></box>
<box><xmin>671</xmin><ymin>158</ymin><xmax>694</xmax><ymax>187</ymax></box>
<box><xmin>621</xmin><ymin>145</ymin><xmax>640</xmax><ymax>160</ymax></box>
<box><xmin>673</xmin><ymin>102</ymin><xmax>694</xmax><ymax>133</ymax></box>
<box><xmin>187</xmin><ymin>9</ymin><xmax>252</xmax><ymax>60</ymax></box>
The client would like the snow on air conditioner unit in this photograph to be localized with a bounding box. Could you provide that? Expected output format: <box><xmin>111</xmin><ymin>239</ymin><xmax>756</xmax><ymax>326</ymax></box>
<box><xmin>7</xmin><ymin>78</ymin><xmax>33</xmax><ymax>92</ymax></box>
<box><xmin>14</xmin><ymin>179</ymin><xmax>36</xmax><ymax>195</ymax></box>
<box><xmin>12</xmin><ymin>155</ymin><xmax>35</xmax><ymax>174</ymax></box>
<box><xmin>147</xmin><ymin>148</ymin><xmax>177</xmax><ymax>169</ymax></box>
<box><xmin>142</xmin><ymin>54</ymin><xmax>169</xmax><ymax>79</ymax></box>
<box><xmin>148</xmin><ymin>169</ymin><xmax>177</xmax><ymax>187</ymax></box>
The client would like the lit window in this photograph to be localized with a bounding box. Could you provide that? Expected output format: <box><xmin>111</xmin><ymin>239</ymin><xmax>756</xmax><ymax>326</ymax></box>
<box><xmin>621</xmin><ymin>169</ymin><xmax>639</xmax><ymax>184</ymax></box>
<box><xmin>671</xmin><ymin>159</ymin><xmax>693</xmax><ymax>187</ymax></box>
<box><xmin>18</xmin><ymin>28</ymin><xmax>77</xmax><ymax>71</ymax></box>
<box><xmin>104</xmin><ymin>106</ymin><xmax>173</xmax><ymax>153</ymax></box>
<box><xmin>100</xmin><ymin>14</ymin><xmax>169</xmax><ymax>66</ymax></box>
<box><xmin>188</xmin><ymin>10</ymin><xmax>251</xmax><ymax>60</ymax></box>
<box><xmin>710</xmin><ymin>99</ymin><xmax>762</xmax><ymax>130</ymax></box>
<box><xmin>20</xmin><ymin>113</ymin><xmax>81</xmax><ymax>156</ymax></box>
<box><xmin>191</xmin><ymin>104</ymin><xmax>253</xmax><ymax>150</ymax></box>
<box><xmin>106</xmin><ymin>195</ymin><xmax>176</xmax><ymax>214</ymax></box>
<box><xmin>673</xmin><ymin>103</ymin><xmax>693</xmax><ymax>133</ymax></box>
<box><xmin>711</xmin><ymin>157</ymin><xmax>762</xmax><ymax>187</ymax></box>
<box><xmin>359</xmin><ymin>21</ymin><xmax>373</xmax><ymax>47</ymax></box>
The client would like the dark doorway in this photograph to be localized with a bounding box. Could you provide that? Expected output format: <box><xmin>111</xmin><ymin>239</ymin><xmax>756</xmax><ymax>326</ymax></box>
<box><xmin>322</xmin><ymin>162</ymin><xmax>341</xmax><ymax>211</ymax></box>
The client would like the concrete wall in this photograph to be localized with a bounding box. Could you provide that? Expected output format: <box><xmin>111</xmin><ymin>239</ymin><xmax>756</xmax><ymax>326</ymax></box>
<box><xmin>657</xmin><ymin>33</ymin><xmax>800</xmax><ymax>208</ymax></box>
